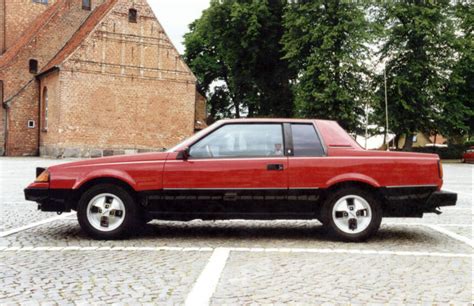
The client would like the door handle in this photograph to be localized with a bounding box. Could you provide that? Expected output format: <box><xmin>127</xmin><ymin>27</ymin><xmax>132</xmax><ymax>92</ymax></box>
<box><xmin>267</xmin><ymin>164</ymin><xmax>284</xmax><ymax>171</ymax></box>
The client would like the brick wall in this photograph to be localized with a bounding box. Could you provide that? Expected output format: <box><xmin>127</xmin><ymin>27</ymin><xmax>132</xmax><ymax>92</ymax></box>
<box><xmin>195</xmin><ymin>92</ymin><xmax>207</xmax><ymax>130</ymax></box>
<box><xmin>39</xmin><ymin>0</ymin><xmax>199</xmax><ymax>157</ymax></box>
<box><xmin>0</xmin><ymin>0</ymin><xmax>5</xmax><ymax>53</ymax></box>
<box><xmin>40</xmin><ymin>70</ymin><xmax>195</xmax><ymax>157</ymax></box>
<box><xmin>4</xmin><ymin>81</ymin><xmax>39</xmax><ymax>156</ymax></box>
<box><xmin>2</xmin><ymin>0</ymin><xmax>204</xmax><ymax>157</ymax></box>
<box><xmin>0</xmin><ymin>0</ymin><xmax>97</xmax><ymax>156</ymax></box>
<box><xmin>3</xmin><ymin>0</ymin><xmax>58</xmax><ymax>51</ymax></box>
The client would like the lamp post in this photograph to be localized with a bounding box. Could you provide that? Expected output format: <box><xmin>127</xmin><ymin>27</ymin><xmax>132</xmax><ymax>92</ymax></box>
<box><xmin>365</xmin><ymin>102</ymin><xmax>369</xmax><ymax>150</ymax></box>
<box><xmin>384</xmin><ymin>66</ymin><xmax>389</xmax><ymax>151</ymax></box>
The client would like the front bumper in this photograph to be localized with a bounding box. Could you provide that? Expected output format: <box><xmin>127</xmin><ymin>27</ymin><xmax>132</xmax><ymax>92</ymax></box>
<box><xmin>24</xmin><ymin>188</ymin><xmax>73</xmax><ymax>212</ymax></box>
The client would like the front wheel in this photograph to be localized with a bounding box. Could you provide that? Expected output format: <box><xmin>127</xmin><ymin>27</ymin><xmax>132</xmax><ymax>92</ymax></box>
<box><xmin>77</xmin><ymin>184</ymin><xmax>138</xmax><ymax>239</ymax></box>
<box><xmin>321</xmin><ymin>188</ymin><xmax>382</xmax><ymax>242</ymax></box>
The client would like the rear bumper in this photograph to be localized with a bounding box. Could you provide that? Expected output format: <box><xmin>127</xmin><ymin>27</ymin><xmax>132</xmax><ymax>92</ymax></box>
<box><xmin>24</xmin><ymin>187</ymin><xmax>73</xmax><ymax>212</ymax></box>
<box><xmin>425</xmin><ymin>191</ymin><xmax>457</xmax><ymax>208</ymax></box>
<box><xmin>382</xmin><ymin>187</ymin><xmax>457</xmax><ymax>217</ymax></box>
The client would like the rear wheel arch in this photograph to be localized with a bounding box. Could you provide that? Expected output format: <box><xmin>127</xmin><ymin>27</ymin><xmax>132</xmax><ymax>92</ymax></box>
<box><xmin>322</xmin><ymin>181</ymin><xmax>384</xmax><ymax>206</ymax></box>
<box><xmin>316</xmin><ymin>181</ymin><xmax>385</xmax><ymax>223</ymax></box>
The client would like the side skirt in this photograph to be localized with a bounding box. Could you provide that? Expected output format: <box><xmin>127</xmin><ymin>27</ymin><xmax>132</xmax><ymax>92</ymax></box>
<box><xmin>138</xmin><ymin>188</ymin><xmax>322</xmax><ymax>219</ymax></box>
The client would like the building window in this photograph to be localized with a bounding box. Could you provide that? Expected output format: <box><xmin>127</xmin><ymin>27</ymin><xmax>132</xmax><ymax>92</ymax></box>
<box><xmin>32</xmin><ymin>0</ymin><xmax>48</xmax><ymax>4</ymax></box>
<box><xmin>41</xmin><ymin>87</ymin><xmax>48</xmax><ymax>131</ymax></box>
<box><xmin>128</xmin><ymin>8</ymin><xmax>137</xmax><ymax>23</ymax></box>
<box><xmin>29</xmin><ymin>59</ymin><xmax>38</xmax><ymax>74</ymax></box>
<box><xmin>82</xmin><ymin>0</ymin><xmax>91</xmax><ymax>10</ymax></box>
<box><xmin>28</xmin><ymin>120</ymin><xmax>36</xmax><ymax>129</ymax></box>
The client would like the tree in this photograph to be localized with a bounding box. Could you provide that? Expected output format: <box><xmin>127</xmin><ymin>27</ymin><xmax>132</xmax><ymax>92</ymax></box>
<box><xmin>183</xmin><ymin>0</ymin><xmax>294</xmax><ymax>122</ymax></box>
<box><xmin>282</xmin><ymin>0</ymin><xmax>373</xmax><ymax>132</ymax></box>
<box><xmin>439</xmin><ymin>1</ymin><xmax>473</xmax><ymax>139</ymax></box>
<box><xmin>375</xmin><ymin>0</ymin><xmax>456</xmax><ymax>150</ymax></box>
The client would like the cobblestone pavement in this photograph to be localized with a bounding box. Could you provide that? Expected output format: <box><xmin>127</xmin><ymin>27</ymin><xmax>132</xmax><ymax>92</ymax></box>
<box><xmin>0</xmin><ymin>157</ymin><xmax>472</xmax><ymax>304</ymax></box>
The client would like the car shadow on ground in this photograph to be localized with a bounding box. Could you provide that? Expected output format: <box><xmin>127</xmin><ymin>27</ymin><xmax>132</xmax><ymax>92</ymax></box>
<box><xmin>17</xmin><ymin>219</ymin><xmax>438</xmax><ymax>246</ymax></box>
<box><xmin>132</xmin><ymin>221</ymin><xmax>435</xmax><ymax>244</ymax></box>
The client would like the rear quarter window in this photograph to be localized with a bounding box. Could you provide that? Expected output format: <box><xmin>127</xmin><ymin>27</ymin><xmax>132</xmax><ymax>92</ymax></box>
<box><xmin>292</xmin><ymin>124</ymin><xmax>324</xmax><ymax>157</ymax></box>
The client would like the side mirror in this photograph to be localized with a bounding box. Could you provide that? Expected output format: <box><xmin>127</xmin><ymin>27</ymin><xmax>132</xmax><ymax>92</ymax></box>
<box><xmin>176</xmin><ymin>147</ymin><xmax>190</xmax><ymax>160</ymax></box>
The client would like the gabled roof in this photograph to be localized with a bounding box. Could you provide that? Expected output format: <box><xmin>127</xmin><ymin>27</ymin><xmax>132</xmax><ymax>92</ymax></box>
<box><xmin>0</xmin><ymin>1</ymin><xmax>63</xmax><ymax>69</ymax></box>
<box><xmin>40</xmin><ymin>0</ymin><xmax>118</xmax><ymax>74</ymax></box>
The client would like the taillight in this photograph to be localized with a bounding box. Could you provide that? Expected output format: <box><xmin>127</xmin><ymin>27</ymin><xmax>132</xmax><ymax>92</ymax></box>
<box><xmin>437</xmin><ymin>160</ymin><xmax>443</xmax><ymax>179</ymax></box>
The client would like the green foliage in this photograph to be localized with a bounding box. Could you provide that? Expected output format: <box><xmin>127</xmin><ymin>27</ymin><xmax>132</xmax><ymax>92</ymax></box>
<box><xmin>438</xmin><ymin>1</ymin><xmax>473</xmax><ymax>138</ymax></box>
<box><xmin>410</xmin><ymin>144</ymin><xmax>467</xmax><ymax>160</ymax></box>
<box><xmin>184</xmin><ymin>0</ymin><xmax>294</xmax><ymax>121</ymax></box>
<box><xmin>184</xmin><ymin>0</ymin><xmax>472</xmax><ymax>145</ymax></box>
<box><xmin>282</xmin><ymin>0</ymin><xmax>372</xmax><ymax>132</ymax></box>
<box><xmin>465</xmin><ymin>140</ymin><xmax>474</xmax><ymax>147</ymax></box>
<box><xmin>373</xmin><ymin>0</ymin><xmax>458</xmax><ymax>149</ymax></box>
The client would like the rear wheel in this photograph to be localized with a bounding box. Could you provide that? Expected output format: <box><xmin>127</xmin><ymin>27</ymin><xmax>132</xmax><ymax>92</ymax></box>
<box><xmin>77</xmin><ymin>184</ymin><xmax>138</xmax><ymax>239</ymax></box>
<box><xmin>322</xmin><ymin>188</ymin><xmax>382</xmax><ymax>242</ymax></box>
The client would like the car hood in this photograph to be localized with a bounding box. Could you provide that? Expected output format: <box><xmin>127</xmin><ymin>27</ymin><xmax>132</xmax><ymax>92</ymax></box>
<box><xmin>47</xmin><ymin>151</ymin><xmax>170</xmax><ymax>171</ymax></box>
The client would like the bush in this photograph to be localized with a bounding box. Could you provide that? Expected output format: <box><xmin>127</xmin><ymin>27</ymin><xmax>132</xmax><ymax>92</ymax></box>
<box><xmin>409</xmin><ymin>144</ymin><xmax>467</xmax><ymax>160</ymax></box>
<box><xmin>464</xmin><ymin>140</ymin><xmax>474</xmax><ymax>147</ymax></box>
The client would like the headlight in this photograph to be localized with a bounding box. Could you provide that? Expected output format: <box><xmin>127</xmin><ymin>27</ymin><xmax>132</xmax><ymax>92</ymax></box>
<box><xmin>35</xmin><ymin>170</ymin><xmax>50</xmax><ymax>182</ymax></box>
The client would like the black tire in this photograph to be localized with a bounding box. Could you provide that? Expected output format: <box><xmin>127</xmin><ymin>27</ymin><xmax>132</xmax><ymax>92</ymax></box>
<box><xmin>77</xmin><ymin>184</ymin><xmax>139</xmax><ymax>240</ymax></box>
<box><xmin>321</xmin><ymin>187</ymin><xmax>382</xmax><ymax>242</ymax></box>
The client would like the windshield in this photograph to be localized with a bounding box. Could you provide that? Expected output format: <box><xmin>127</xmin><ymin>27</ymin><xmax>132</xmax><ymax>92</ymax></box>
<box><xmin>167</xmin><ymin>121</ymin><xmax>219</xmax><ymax>152</ymax></box>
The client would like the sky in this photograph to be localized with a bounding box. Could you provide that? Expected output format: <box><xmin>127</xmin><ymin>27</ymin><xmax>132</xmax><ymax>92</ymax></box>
<box><xmin>148</xmin><ymin>0</ymin><xmax>210</xmax><ymax>54</ymax></box>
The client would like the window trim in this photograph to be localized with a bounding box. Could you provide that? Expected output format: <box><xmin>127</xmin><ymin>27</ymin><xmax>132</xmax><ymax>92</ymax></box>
<box><xmin>187</xmin><ymin>122</ymin><xmax>287</xmax><ymax>160</ymax></box>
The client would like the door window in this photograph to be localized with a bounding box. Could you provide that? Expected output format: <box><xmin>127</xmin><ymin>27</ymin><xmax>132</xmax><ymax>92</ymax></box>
<box><xmin>292</xmin><ymin>124</ymin><xmax>324</xmax><ymax>157</ymax></box>
<box><xmin>189</xmin><ymin>124</ymin><xmax>284</xmax><ymax>158</ymax></box>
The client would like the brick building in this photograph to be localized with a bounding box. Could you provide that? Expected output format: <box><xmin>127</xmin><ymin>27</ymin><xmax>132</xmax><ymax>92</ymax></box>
<box><xmin>0</xmin><ymin>0</ymin><xmax>206</xmax><ymax>157</ymax></box>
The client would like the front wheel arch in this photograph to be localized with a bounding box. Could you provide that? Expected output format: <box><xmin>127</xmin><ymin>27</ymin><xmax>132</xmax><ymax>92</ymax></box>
<box><xmin>71</xmin><ymin>177</ymin><xmax>139</xmax><ymax>211</ymax></box>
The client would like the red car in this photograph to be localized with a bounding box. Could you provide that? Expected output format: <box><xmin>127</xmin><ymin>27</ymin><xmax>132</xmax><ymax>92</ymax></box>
<box><xmin>462</xmin><ymin>146</ymin><xmax>474</xmax><ymax>163</ymax></box>
<box><xmin>25</xmin><ymin>119</ymin><xmax>456</xmax><ymax>241</ymax></box>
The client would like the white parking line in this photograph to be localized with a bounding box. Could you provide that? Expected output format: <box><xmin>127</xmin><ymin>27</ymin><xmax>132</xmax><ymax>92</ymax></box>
<box><xmin>0</xmin><ymin>212</ymin><xmax>76</xmax><ymax>238</ymax></box>
<box><xmin>384</xmin><ymin>222</ymin><xmax>473</xmax><ymax>228</ymax></box>
<box><xmin>441</xmin><ymin>207</ymin><xmax>472</xmax><ymax>211</ymax></box>
<box><xmin>0</xmin><ymin>245</ymin><xmax>470</xmax><ymax>258</ymax></box>
<box><xmin>424</xmin><ymin>224</ymin><xmax>473</xmax><ymax>248</ymax></box>
<box><xmin>185</xmin><ymin>247</ymin><xmax>230</xmax><ymax>306</ymax></box>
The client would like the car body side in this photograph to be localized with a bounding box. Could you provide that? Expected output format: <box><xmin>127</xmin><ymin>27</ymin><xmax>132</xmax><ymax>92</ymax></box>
<box><xmin>25</xmin><ymin>119</ymin><xmax>455</xmax><ymax>220</ymax></box>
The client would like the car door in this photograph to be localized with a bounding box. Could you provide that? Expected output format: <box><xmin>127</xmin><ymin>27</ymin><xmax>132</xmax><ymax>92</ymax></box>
<box><xmin>287</xmin><ymin>123</ymin><xmax>326</xmax><ymax>212</ymax></box>
<box><xmin>160</xmin><ymin>123</ymin><xmax>289</xmax><ymax>216</ymax></box>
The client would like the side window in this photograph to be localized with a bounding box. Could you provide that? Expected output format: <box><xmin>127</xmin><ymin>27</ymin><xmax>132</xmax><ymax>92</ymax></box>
<box><xmin>189</xmin><ymin>124</ymin><xmax>284</xmax><ymax>158</ymax></box>
<box><xmin>41</xmin><ymin>87</ymin><xmax>48</xmax><ymax>131</ymax></box>
<box><xmin>291</xmin><ymin>124</ymin><xmax>324</xmax><ymax>157</ymax></box>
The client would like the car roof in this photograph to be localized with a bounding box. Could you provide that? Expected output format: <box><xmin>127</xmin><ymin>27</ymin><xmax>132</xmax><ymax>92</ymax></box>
<box><xmin>217</xmin><ymin>118</ymin><xmax>336</xmax><ymax>124</ymax></box>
